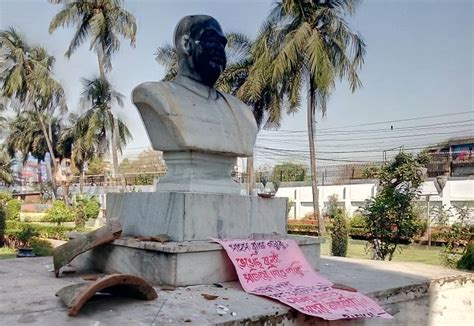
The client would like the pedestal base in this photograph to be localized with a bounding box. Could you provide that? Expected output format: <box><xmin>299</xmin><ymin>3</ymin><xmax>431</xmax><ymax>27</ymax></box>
<box><xmin>73</xmin><ymin>236</ymin><xmax>322</xmax><ymax>286</ymax></box>
<box><xmin>158</xmin><ymin>151</ymin><xmax>242</xmax><ymax>194</ymax></box>
<box><xmin>106</xmin><ymin>192</ymin><xmax>288</xmax><ymax>241</ymax></box>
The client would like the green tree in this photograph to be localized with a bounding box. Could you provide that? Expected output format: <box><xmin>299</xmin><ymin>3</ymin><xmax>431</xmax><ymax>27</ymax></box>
<box><xmin>440</xmin><ymin>204</ymin><xmax>473</xmax><ymax>269</ymax></box>
<box><xmin>86</xmin><ymin>156</ymin><xmax>107</xmax><ymax>176</ymax></box>
<box><xmin>245</xmin><ymin>0</ymin><xmax>366</xmax><ymax>234</ymax></box>
<box><xmin>119</xmin><ymin>149</ymin><xmax>165</xmax><ymax>174</ymax></box>
<box><xmin>49</xmin><ymin>0</ymin><xmax>137</xmax><ymax>177</ymax></box>
<box><xmin>77</xmin><ymin>77</ymin><xmax>132</xmax><ymax>176</ymax></box>
<box><xmin>362</xmin><ymin>152</ymin><xmax>430</xmax><ymax>261</ymax></box>
<box><xmin>270</xmin><ymin>162</ymin><xmax>307</xmax><ymax>183</ymax></box>
<box><xmin>0</xmin><ymin>28</ymin><xmax>67</xmax><ymax>195</ymax></box>
<box><xmin>5</xmin><ymin>111</ymin><xmax>66</xmax><ymax>184</ymax></box>
<box><xmin>0</xmin><ymin>195</ymin><xmax>7</xmax><ymax>246</ymax></box>
<box><xmin>58</xmin><ymin>112</ymin><xmax>96</xmax><ymax>192</ymax></box>
<box><xmin>44</xmin><ymin>200</ymin><xmax>75</xmax><ymax>226</ymax></box>
<box><xmin>330</xmin><ymin>210</ymin><xmax>349</xmax><ymax>257</ymax></box>
<box><xmin>0</xmin><ymin>148</ymin><xmax>13</xmax><ymax>185</ymax></box>
<box><xmin>119</xmin><ymin>150</ymin><xmax>166</xmax><ymax>186</ymax></box>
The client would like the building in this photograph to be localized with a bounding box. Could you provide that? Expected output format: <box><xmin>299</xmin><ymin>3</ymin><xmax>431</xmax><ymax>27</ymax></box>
<box><xmin>276</xmin><ymin>177</ymin><xmax>474</xmax><ymax>224</ymax></box>
<box><xmin>426</xmin><ymin>137</ymin><xmax>474</xmax><ymax>177</ymax></box>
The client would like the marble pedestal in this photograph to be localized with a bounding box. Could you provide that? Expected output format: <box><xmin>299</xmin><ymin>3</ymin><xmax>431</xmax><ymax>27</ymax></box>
<box><xmin>73</xmin><ymin>236</ymin><xmax>322</xmax><ymax>286</ymax></box>
<box><xmin>79</xmin><ymin>191</ymin><xmax>322</xmax><ymax>286</ymax></box>
<box><xmin>106</xmin><ymin>192</ymin><xmax>288</xmax><ymax>241</ymax></box>
<box><xmin>157</xmin><ymin>152</ymin><xmax>242</xmax><ymax>194</ymax></box>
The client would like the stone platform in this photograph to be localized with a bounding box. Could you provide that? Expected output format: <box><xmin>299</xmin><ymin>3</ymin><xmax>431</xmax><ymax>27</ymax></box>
<box><xmin>1</xmin><ymin>256</ymin><xmax>471</xmax><ymax>325</ymax></box>
<box><xmin>100</xmin><ymin>191</ymin><xmax>309</xmax><ymax>286</ymax></box>
<box><xmin>106</xmin><ymin>192</ymin><xmax>288</xmax><ymax>241</ymax></box>
<box><xmin>73</xmin><ymin>236</ymin><xmax>322</xmax><ymax>286</ymax></box>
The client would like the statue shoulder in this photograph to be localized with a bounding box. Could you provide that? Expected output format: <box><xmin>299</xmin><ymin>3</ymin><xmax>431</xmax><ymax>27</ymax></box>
<box><xmin>220</xmin><ymin>92</ymin><xmax>257</xmax><ymax>131</ymax></box>
<box><xmin>132</xmin><ymin>81</ymin><xmax>176</xmax><ymax>115</ymax></box>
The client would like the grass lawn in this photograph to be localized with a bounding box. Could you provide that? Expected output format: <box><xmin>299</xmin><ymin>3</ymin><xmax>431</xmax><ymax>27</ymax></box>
<box><xmin>322</xmin><ymin>238</ymin><xmax>443</xmax><ymax>266</ymax></box>
<box><xmin>0</xmin><ymin>247</ymin><xmax>16</xmax><ymax>259</ymax></box>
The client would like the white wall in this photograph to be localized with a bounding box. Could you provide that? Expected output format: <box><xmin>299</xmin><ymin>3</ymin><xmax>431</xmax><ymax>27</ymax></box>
<box><xmin>277</xmin><ymin>178</ymin><xmax>474</xmax><ymax>223</ymax></box>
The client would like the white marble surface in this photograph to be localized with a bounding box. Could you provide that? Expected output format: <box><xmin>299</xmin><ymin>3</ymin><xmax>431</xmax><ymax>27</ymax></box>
<box><xmin>132</xmin><ymin>77</ymin><xmax>257</xmax><ymax>156</ymax></box>
<box><xmin>73</xmin><ymin>236</ymin><xmax>322</xmax><ymax>286</ymax></box>
<box><xmin>106</xmin><ymin>192</ymin><xmax>288</xmax><ymax>241</ymax></box>
<box><xmin>132</xmin><ymin>76</ymin><xmax>258</xmax><ymax>194</ymax></box>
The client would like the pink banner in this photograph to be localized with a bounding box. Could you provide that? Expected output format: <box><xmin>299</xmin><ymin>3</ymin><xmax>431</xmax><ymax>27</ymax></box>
<box><xmin>213</xmin><ymin>238</ymin><xmax>392</xmax><ymax>321</ymax></box>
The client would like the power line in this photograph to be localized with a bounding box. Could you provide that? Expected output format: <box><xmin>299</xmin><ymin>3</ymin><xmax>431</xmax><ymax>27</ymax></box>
<box><xmin>259</xmin><ymin>120</ymin><xmax>473</xmax><ymax>136</ymax></box>
<box><xmin>268</xmin><ymin>110</ymin><xmax>473</xmax><ymax>133</ymax></box>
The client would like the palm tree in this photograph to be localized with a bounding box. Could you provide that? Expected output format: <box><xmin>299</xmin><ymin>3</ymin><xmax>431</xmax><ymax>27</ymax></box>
<box><xmin>58</xmin><ymin>113</ymin><xmax>96</xmax><ymax>193</ymax></box>
<box><xmin>0</xmin><ymin>97</ymin><xmax>8</xmax><ymax>126</ymax></box>
<box><xmin>0</xmin><ymin>148</ymin><xmax>13</xmax><ymax>185</ymax></box>
<box><xmin>49</xmin><ymin>0</ymin><xmax>137</xmax><ymax>177</ymax></box>
<box><xmin>77</xmin><ymin>77</ymin><xmax>131</xmax><ymax>177</ymax></box>
<box><xmin>0</xmin><ymin>28</ymin><xmax>67</xmax><ymax>195</ymax></box>
<box><xmin>247</xmin><ymin>0</ymin><xmax>366</xmax><ymax>233</ymax></box>
<box><xmin>6</xmin><ymin>111</ymin><xmax>63</xmax><ymax>184</ymax></box>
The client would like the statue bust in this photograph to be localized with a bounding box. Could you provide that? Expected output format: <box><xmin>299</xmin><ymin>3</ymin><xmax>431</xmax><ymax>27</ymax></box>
<box><xmin>133</xmin><ymin>15</ymin><xmax>257</xmax><ymax>194</ymax></box>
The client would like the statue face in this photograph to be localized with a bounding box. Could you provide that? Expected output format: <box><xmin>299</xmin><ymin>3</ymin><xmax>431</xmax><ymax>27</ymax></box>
<box><xmin>190</xmin><ymin>22</ymin><xmax>227</xmax><ymax>86</ymax></box>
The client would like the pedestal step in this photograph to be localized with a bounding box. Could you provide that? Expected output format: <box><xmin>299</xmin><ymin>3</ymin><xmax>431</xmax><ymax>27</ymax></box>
<box><xmin>73</xmin><ymin>235</ymin><xmax>323</xmax><ymax>286</ymax></box>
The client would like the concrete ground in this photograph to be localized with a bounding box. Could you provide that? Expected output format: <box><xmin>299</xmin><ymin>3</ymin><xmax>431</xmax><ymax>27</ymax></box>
<box><xmin>0</xmin><ymin>255</ymin><xmax>472</xmax><ymax>325</ymax></box>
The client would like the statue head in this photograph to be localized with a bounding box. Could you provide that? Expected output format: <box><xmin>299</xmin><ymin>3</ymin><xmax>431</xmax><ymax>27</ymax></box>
<box><xmin>174</xmin><ymin>15</ymin><xmax>227</xmax><ymax>87</ymax></box>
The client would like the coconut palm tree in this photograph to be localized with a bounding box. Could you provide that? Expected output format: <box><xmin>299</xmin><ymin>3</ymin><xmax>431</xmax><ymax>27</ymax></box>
<box><xmin>5</xmin><ymin>111</ymin><xmax>63</xmax><ymax>184</ymax></box>
<box><xmin>0</xmin><ymin>148</ymin><xmax>13</xmax><ymax>185</ymax></box>
<box><xmin>0</xmin><ymin>28</ymin><xmax>67</xmax><ymax>195</ymax></box>
<box><xmin>58</xmin><ymin>113</ymin><xmax>96</xmax><ymax>193</ymax></box>
<box><xmin>76</xmin><ymin>77</ymin><xmax>131</xmax><ymax>174</ymax></box>
<box><xmin>0</xmin><ymin>97</ymin><xmax>7</xmax><ymax>129</ymax></box>
<box><xmin>48</xmin><ymin>0</ymin><xmax>137</xmax><ymax>78</ymax></box>
<box><xmin>49</xmin><ymin>0</ymin><xmax>137</xmax><ymax>177</ymax></box>
<box><xmin>246</xmin><ymin>0</ymin><xmax>366</xmax><ymax>233</ymax></box>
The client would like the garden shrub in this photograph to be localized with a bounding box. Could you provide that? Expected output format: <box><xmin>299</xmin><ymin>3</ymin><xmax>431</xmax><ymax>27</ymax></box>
<box><xmin>5</xmin><ymin>221</ymin><xmax>76</xmax><ymax>241</ymax></box>
<box><xmin>349</xmin><ymin>227</ymin><xmax>369</xmax><ymax>240</ymax></box>
<box><xmin>287</xmin><ymin>223</ymin><xmax>317</xmax><ymax>235</ymax></box>
<box><xmin>349</xmin><ymin>214</ymin><xmax>366</xmax><ymax>229</ymax></box>
<box><xmin>0</xmin><ymin>192</ymin><xmax>12</xmax><ymax>202</ymax></box>
<box><xmin>457</xmin><ymin>243</ymin><xmax>474</xmax><ymax>271</ymax></box>
<box><xmin>84</xmin><ymin>198</ymin><xmax>100</xmax><ymax>220</ymax></box>
<box><xmin>362</xmin><ymin>152</ymin><xmax>429</xmax><ymax>261</ymax></box>
<box><xmin>330</xmin><ymin>209</ymin><xmax>349</xmax><ymax>257</ymax></box>
<box><xmin>75</xmin><ymin>202</ymin><xmax>87</xmax><ymax>228</ymax></box>
<box><xmin>6</xmin><ymin>198</ymin><xmax>21</xmax><ymax>220</ymax></box>
<box><xmin>0</xmin><ymin>199</ymin><xmax>6</xmax><ymax>247</ymax></box>
<box><xmin>30</xmin><ymin>237</ymin><xmax>54</xmax><ymax>256</ymax></box>
<box><xmin>43</xmin><ymin>201</ymin><xmax>75</xmax><ymax>225</ymax></box>
<box><xmin>17</xmin><ymin>224</ymin><xmax>39</xmax><ymax>247</ymax></box>
<box><xmin>75</xmin><ymin>195</ymin><xmax>100</xmax><ymax>220</ymax></box>
<box><xmin>439</xmin><ymin>205</ymin><xmax>473</xmax><ymax>269</ymax></box>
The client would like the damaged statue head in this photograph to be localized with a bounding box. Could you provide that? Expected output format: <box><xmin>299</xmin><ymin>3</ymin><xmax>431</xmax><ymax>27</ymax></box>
<box><xmin>174</xmin><ymin>15</ymin><xmax>227</xmax><ymax>87</ymax></box>
<box><xmin>133</xmin><ymin>15</ymin><xmax>257</xmax><ymax>194</ymax></box>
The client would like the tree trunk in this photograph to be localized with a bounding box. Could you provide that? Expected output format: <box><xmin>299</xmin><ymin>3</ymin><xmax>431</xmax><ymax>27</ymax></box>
<box><xmin>111</xmin><ymin>116</ymin><xmax>120</xmax><ymax>178</ymax></box>
<box><xmin>307</xmin><ymin>88</ymin><xmax>324</xmax><ymax>234</ymax></box>
<box><xmin>35</xmin><ymin>109</ymin><xmax>58</xmax><ymax>199</ymax></box>
<box><xmin>97</xmin><ymin>47</ymin><xmax>119</xmax><ymax>178</ymax></box>
<box><xmin>37</xmin><ymin>159</ymin><xmax>42</xmax><ymax>185</ymax></box>
<box><xmin>79</xmin><ymin>167</ymin><xmax>84</xmax><ymax>194</ymax></box>
<box><xmin>247</xmin><ymin>156</ymin><xmax>255</xmax><ymax>195</ymax></box>
<box><xmin>97</xmin><ymin>50</ymin><xmax>106</xmax><ymax>80</ymax></box>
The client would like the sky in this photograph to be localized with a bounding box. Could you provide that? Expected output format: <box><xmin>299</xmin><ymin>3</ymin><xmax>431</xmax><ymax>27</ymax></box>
<box><xmin>0</xmin><ymin>0</ymin><xmax>473</xmax><ymax>168</ymax></box>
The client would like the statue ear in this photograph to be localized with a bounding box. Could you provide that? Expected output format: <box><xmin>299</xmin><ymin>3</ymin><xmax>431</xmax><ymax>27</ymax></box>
<box><xmin>181</xmin><ymin>35</ymin><xmax>191</xmax><ymax>56</ymax></box>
